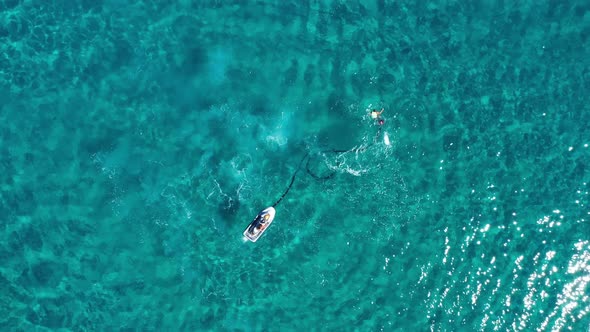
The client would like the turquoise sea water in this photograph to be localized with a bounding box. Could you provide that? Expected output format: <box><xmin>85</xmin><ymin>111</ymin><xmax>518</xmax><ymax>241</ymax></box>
<box><xmin>1</xmin><ymin>1</ymin><xmax>590</xmax><ymax>331</ymax></box>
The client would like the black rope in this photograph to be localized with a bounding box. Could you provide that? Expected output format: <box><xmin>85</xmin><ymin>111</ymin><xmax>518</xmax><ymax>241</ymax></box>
<box><xmin>305</xmin><ymin>156</ymin><xmax>336</xmax><ymax>180</ymax></box>
<box><xmin>272</xmin><ymin>152</ymin><xmax>310</xmax><ymax>207</ymax></box>
<box><xmin>271</xmin><ymin>125</ymin><xmax>385</xmax><ymax>208</ymax></box>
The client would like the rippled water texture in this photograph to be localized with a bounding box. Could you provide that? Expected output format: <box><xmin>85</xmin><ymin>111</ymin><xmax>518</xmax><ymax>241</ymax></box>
<box><xmin>1</xmin><ymin>1</ymin><xmax>589</xmax><ymax>331</ymax></box>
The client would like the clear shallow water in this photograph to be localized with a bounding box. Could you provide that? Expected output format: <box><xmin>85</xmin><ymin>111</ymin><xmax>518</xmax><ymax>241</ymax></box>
<box><xmin>1</xmin><ymin>1</ymin><xmax>589</xmax><ymax>331</ymax></box>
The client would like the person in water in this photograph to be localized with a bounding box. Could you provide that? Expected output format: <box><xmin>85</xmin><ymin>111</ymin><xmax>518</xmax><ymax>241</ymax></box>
<box><xmin>370</xmin><ymin>108</ymin><xmax>385</xmax><ymax>125</ymax></box>
<box><xmin>370</xmin><ymin>108</ymin><xmax>384</xmax><ymax>119</ymax></box>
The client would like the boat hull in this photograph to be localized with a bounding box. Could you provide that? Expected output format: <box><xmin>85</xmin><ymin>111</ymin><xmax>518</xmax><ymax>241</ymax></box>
<box><xmin>243</xmin><ymin>207</ymin><xmax>276</xmax><ymax>242</ymax></box>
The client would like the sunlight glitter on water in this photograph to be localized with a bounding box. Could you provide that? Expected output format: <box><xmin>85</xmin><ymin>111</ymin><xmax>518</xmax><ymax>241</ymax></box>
<box><xmin>539</xmin><ymin>241</ymin><xmax>590</xmax><ymax>331</ymax></box>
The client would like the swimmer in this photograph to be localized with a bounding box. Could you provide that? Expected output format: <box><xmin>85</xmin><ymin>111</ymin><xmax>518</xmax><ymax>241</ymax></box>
<box><xmin>370</xmin><ymin>108</ymin><xmax>385</xmax><ymax>126</ymax></box>
<box><xmin>370</xmin><ymin>108</ymin><xmax>384</xmax><ymax>119</ymax></box>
